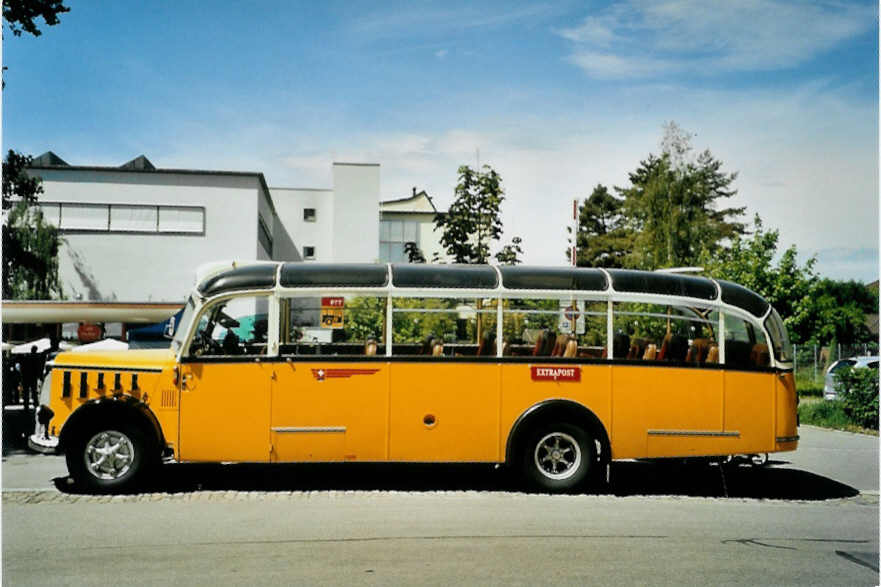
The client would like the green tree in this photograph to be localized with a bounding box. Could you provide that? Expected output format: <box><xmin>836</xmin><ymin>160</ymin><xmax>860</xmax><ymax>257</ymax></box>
<box><xmin>701</xmin><ymin>215</ymin><xmax>818</xmax><ymax>344</ymax></box>
<box><xmin>495</xmin><ymin>236</ymin><xmax>523</xmax><ymax>265</ymax></box>
<box><xmin>617</xmin><ymin>124</ymin><xmax>745</xmax><ymax>269</ymax></box>
<box><xmin>568</xmin><ymin>184</ymin><xmax>633</xmax><ymax>267</ymax></box>
<box><xmin>803</xmin><ymin>279</ymin><xmax>877</xmax><ymax>345</ymax></box>
<box><xmin>2</xmin><ymin>150</ymin><xmax>63</xmax><ymax>299</ymax></box>
<box><xmin>403</xmin><ymin>241</ymin><xmax>426</xmax><ymax>263</ymax></box>
<box><xmin>3</xmin><ymin>0</ymin><xmax>69</xmax><ymax>36</ymax></box>
<box><xmin>435</xmin><ymin>164</ymin><xmax>521</xmax><ymax>264</ymax></box>
<box><xmin>3</xmin><ymin>0</ymin><xmax>70</xmax><ymax>86</ymax></box>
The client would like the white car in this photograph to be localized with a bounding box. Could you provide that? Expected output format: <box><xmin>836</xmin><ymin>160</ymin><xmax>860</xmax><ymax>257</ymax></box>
<box><xmin>824</xmin><ymin>356</ymin><xmax>879</xmax><ymax>400</ymax></box>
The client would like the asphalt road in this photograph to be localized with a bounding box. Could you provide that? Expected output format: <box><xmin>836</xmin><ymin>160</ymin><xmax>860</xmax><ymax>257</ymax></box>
<box><xmin>2</xmin><ymin>425</ymin><xmax>878</xmax><ymax>586</ymax></box>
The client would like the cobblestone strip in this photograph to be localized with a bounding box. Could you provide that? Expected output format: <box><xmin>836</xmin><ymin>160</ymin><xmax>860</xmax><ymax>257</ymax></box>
<box><xmin>3</xmin><ymin>489</ymin><xmax>878</xmax><ymax>505</ymax></box>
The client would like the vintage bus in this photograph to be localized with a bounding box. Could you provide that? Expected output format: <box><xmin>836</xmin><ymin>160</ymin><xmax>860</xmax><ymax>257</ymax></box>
<box><xmin>31</xmin><ymin>262</ymin><xmax>798</xmax><ymax>493</ymax></box>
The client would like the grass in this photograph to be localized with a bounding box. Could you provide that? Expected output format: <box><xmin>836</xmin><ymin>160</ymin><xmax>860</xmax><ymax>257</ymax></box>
<box><xmin>798</xmin><ymin>397</ymin><xmax>879</xmax><ymax>436</ymax></box>
<box><xmin>795</xmin><ymin>374</ymin><xmax>824</xmax><ymax>398</ymax></box>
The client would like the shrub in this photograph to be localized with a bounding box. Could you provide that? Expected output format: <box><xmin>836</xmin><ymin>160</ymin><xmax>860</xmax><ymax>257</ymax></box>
<box><xmin>798</xmin><ymin>400</ymin><xmax>851</xmax><ymax>430</ymax></box>
<box><xmin>834</xmin><ymin>367</ymin><xmax>879</xmax><ymax>429</ymax></box>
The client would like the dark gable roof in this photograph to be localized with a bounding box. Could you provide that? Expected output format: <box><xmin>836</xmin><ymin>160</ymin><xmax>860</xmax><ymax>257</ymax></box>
<box><xmin>120</xmin><ymin>155</ymin><xmax>155</xmax><ymax>170</ymax></box>
<box><xmin>380</xmin><ymin>188</ymin><xmax>438</xmax><ymax>212</ymax></box>
<box><xmin>32</xmin><ymin>151</ymin><xmax>69</xmax><ymax>167</ymax></box>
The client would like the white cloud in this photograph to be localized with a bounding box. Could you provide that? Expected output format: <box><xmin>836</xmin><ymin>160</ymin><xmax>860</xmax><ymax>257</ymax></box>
<box><xmin>435</xmin><ymin>49</ymin><xmax>448</xmax><ymax>59</ymax></box>
<box><xmin>559</xmin><ymin>0</ymin><xmax>876</xmax><ymax>79</ymax></box>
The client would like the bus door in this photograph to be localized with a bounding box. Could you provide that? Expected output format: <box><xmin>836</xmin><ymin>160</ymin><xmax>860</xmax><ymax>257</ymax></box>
<box><xmin>179</xmin><ymin>295</ymin><xmax>272</xmax><ymax>462</ymax></box>
<box><xmin>610</xmin><ymin>303</ymin><xmax>726</xmax><ymax>458</ymax></box>
<box><xmin>269</xmin><ymin>296</ymin><xmax>389</xmax><ymax>462</ymax></box>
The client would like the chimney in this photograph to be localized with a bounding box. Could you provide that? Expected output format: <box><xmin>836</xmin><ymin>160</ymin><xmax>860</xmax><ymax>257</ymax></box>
<box><xmin>412</xmin><ymin>187</ymin><xmax>416</xmax><ymax>197</ymax></box>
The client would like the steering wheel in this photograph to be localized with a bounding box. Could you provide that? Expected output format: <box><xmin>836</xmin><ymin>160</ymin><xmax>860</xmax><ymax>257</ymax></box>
<box><xmin>192</xmin><ymin>330</ymin><xmax>223</xmax><ymax>356</ymax></box>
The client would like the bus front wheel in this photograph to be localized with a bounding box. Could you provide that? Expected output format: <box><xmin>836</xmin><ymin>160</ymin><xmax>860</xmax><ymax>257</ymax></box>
<box><xmin>66</xmin><ymin>424</ymin><xmax>149</xmax><ymax>494</ymax></box>
<box><xmin>522</xmin><ymin>422</ymin><xmax>594</xmax><ymax>492</ymax></box>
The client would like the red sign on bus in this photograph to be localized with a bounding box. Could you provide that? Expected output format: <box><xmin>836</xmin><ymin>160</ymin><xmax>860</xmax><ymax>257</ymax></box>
<box><xmin>321</xmin><ymin>297</ymin><xmax>344</xmax><ymax>308</ymax></box>
<box><xmin>530</xmin><ymin>366</ymin><xmax>581</xmax><ymax>382</ymax></box>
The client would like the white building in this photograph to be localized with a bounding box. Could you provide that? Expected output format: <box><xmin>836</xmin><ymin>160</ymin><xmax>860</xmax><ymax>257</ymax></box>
<box><xmin>379</xmin><ymin>188</ymin><xmax>446</xmax><ymax>264</ymax></box>
<box><xmin>269</xmin><ymin>163</ymin><xmax>380</xmax><ymax>264</ymax></box>
<box><xmin>24</xmin><ymin>153</ymin><xmax>442</xmax><ymax>305</ymax></box>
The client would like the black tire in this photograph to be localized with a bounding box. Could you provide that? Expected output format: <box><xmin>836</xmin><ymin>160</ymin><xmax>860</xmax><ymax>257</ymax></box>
<box><xmin>521</xmin><ymin>422</ymin><xmax>595</xmax><ymax>493</ymax></box>
<box><xmin>65</xmin><ymin>423</ymin><xmax>149</xmax><ymax>494</ymax></box>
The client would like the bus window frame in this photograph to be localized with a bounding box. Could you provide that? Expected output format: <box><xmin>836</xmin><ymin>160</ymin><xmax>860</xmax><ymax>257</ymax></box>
<box><xmin>176</xmin><ymin>278</ymin><xmax>782</xmax><ymax>370</ymax></box>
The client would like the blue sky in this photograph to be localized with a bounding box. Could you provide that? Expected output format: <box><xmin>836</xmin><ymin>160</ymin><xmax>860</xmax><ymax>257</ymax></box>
<box><xmin>3</xmin><ymin>0</ymin><xmax>878</xmax><ymax>281</ymax></box>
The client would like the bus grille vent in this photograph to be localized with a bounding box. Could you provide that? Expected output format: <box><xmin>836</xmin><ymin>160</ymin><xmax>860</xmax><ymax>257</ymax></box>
<box><xmin>161</xmin><ymin>389</ymin><xmax>177</xmax><ymax>408</ymax></box>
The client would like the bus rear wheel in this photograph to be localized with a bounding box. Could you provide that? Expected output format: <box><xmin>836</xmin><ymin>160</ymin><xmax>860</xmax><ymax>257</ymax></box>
<box><xmin>522</xmin><ymin>422</ymin><xmax>594</xmax><ymax>493</ymax></box>
<box><xmin>66</xmin><ymin>424</ymin><xmax>148</xmax><ymax>494</ymax></box>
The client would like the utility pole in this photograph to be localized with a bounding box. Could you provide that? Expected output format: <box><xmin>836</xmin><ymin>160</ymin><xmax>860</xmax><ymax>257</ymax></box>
<box><xmin>571</xmin><ymin>199</ymin><xmax>578</xmax><ymax>266</ymax></box>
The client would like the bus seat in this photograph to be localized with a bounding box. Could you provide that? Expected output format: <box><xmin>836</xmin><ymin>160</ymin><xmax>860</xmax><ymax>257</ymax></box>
<box><xmin>531</xmin><ymin>331</ymin><xmax>545</xmax><ymax>356</ymax></box>
<box><xmin>725</xmin><ymin>339</ymin><xmax>752</xmax><ymax>367</ymax></box>
<box><xmin>421</xmin><ymin>335</ymin><xmax>438</xmax><ymax>355</ymax></box>
<box><xmin>628</xmin><ymin>338</ymin><xmax>649</xmax><ymax>360</ymax></box>
<box><xmin>686</xmin><ymin>338</ymin><xmax>712</xmax><ymax>363</ymax></box>
<box><xmin>364</xmin><ymin>338</ymin><xmax>378</xmax><ymax>356</ymax></box>
<box><xmin>502</xmin><ymin>341</ymin><xmax>511</xmax><ymax>356</ymax></box>
<box><xmin>751</xmin><ymin>343</ymin><xmax>770</xmax><ymax>367</ymax></box>
<box><xmin>543</xmin><ymin>331</ymin><xmax>556</xmax><ymax>356</ymax></box>
<box><xmin>612</xmin><ymin>333</ymin><xmax>630</xmax><ymax>359</ymax></box>
<box><xmin>477</xmin><ymin>333</ymin><xmax>496</xmax><ymax>357</ymax></box>
<box><xmin>551</xmin><ymin>334</ymin><xmax>569</xmax><ymax>357</ymax></box>
<box><xmin>642</xmin><ymin>343</ymin><xmax>658</xmax><ymax>360</ymax></box>
<box><xmin>659</xmin><ymin>334</ymin><xmax>688</xmax><ymax>362</ymax></box>
<box><xmin>706</xmin><ymin>345</ymin><xmax>719</xmax><ymax>364</ymax></box>
<box><xmin>432</xmin><ymin>342</ymin><xmax>444</xmax><ymax>356</ymax></box>
<box><xmin>563</xmin><ymin>337</ymin><xmax>578</xmax><ymax>358</ymax></box>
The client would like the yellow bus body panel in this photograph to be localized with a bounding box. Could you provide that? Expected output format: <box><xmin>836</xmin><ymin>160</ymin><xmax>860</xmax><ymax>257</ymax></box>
<box><xmin>389</xmin><ymin>363</ymin><xmax>500</xmax><ymax>462</ymax></box>
<box><xmin>271</xmin><ymin>362</ymin><xmax>389</xmax><ymax>462</ymax></box>
<box><xmin>179</xmin><ymin>362</ymin><xmax>271</xmax><ymax>462</ymax></box>
<box><xmin>48</xmin><ymin>349</ymin><xmax>179</xmax><ymax>454</ymax></box>
<box><xmin>45</xmin><ymin>352</ymin><xmax>798</xmax><ymax>465</ymax></box>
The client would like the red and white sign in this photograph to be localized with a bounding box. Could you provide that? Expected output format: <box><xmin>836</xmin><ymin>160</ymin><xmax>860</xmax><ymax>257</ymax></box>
<box><xmin>530</xmin><ymin>365</ymin><xmax>581</xmax><ymax>382</ymax></box>
<box><xmin>77</xmin><ymin>322</ymin><xmax>103</xmax><ymax>343</ymax></box>
<box><xmin>321</xmin><ymin>297</ymin><xmax>344</xmax><ymax>308</ymax></box>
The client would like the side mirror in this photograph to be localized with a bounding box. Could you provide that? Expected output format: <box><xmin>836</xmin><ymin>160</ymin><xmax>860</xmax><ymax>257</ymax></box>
<box><xmin>163</xmin><ymin>316</ymin><xmax>176</xmax><ymax>340</ymax></box>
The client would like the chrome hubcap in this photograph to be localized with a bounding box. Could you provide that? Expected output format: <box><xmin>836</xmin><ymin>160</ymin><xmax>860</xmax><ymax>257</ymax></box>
<box><xmin>84</xmin><ymin>431</ymin><xmax>135</xmax><ymax>480</ymax></box>
<box><xmin>534</xmin><ymin>431</ymin><xmax>581</xmax><ymax>480</ymax></box>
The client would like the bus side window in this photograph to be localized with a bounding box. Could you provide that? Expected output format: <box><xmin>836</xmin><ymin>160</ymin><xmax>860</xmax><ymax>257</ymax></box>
<box><xmin>279</xmin><ymin>296</ymin><xmax>385</xmax><ymax>357</ymax></box>
<box><xmin>188</xmin><ymin>295</ymin><xmax>269</xmax><ymax>358</ymax></box>
<box><xmin>723</xmin><ymin>313</ymin><xmax>755</xmax><ymax>368</ymax></box>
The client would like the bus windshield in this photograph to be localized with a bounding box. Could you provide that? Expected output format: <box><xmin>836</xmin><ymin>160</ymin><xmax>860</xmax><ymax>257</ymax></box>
<box><xmin>171</xmin><ymin>296</ymin><xmax>197</xmax><ymax>353</ymax></box>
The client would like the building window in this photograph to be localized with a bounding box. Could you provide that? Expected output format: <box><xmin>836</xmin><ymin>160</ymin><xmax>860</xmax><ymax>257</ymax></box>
<box><xmin>110</xmin><ymin>205</ymin><xmax>157</xmax><ymax>232</ymax></box>
<box><xmin>159</xmin><ymin>206</ymin><xmax>204</xmax><ymax>233</ymax></box>
<box><xmin>60</xmin><ymin>203</ymin><xmax>110</xmax><ymax>230</ymax></box>
<box><xmin>303</xmin><ymin>246</ymin><xmax>316</xmax><ymax>260</ymax></box>
<box><xmin>379</xmin><ymin>220</ymin><xmax>420</xmax><ymax>263</ymax></box>
<box><xmin>303</xmin><ymin>208</ymin><xmax>316</xmax><ymax>222</ymax></box>
<box><xmin>39</xmin><ymin>202</ymin><xmax>205</xmax><ymax>234</ymax></box>
<box><xmin>258</xmin><ymin>216</ymin><xmax>273</xmax><ymax>256</ymax></box>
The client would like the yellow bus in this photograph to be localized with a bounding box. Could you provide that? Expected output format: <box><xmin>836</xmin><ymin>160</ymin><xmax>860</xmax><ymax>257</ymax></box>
<box><xmin>31</xmin><ymin>262</ymin><xmax>798</xmax><ymax>493</ymax></box>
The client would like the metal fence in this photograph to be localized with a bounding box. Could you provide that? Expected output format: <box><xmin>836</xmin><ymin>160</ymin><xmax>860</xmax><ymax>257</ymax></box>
<box><xmin>792</xmin><ymin>342</ymin><xmax>879</xmax><ymax>386</ymax></box>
